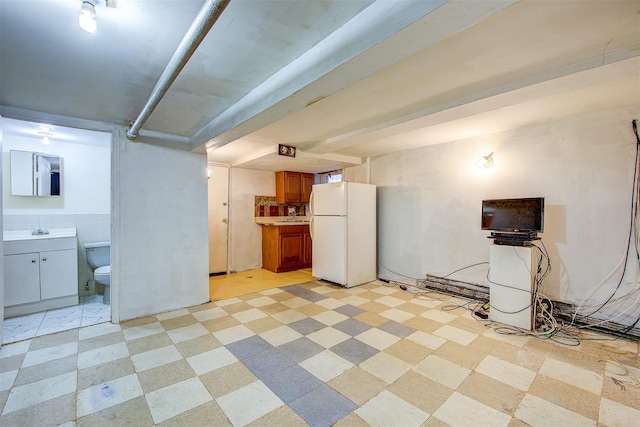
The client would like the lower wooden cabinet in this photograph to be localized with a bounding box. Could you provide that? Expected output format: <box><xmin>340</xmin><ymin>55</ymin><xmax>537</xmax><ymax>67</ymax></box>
<box><xmin>262</xmin><ymin>224</ymin><xmax>312</xmax><ymax>272</ymax></box>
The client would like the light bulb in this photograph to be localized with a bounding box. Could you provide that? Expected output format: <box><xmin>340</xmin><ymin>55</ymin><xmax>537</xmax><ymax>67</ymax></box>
<box><xmin>42</xmin><ymin>136</ymin><xmax>50</xmax><ymax>145</ymax></box>
<box><xmin>79</xmin><ymin>2</ymin><xmax>97</xmax><ymax>34</ymax></box>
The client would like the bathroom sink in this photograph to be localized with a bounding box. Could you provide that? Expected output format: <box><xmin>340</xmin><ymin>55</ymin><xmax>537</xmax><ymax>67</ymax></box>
<box><xmin>3</xmin><ymin>228</ymin><xmax>77</xmax><ymax>242</ymax></box>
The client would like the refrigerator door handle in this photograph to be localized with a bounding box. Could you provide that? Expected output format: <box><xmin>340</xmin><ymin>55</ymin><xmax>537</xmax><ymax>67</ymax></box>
<box><xmin>309</xmin><ymin>190</ymin><xmax>315</xmax><ymax>216</ymax></box>
<box><xmin>309</xmin><ymin>216</ymin><xmax>314</xmax><ymax>240</ymax></box>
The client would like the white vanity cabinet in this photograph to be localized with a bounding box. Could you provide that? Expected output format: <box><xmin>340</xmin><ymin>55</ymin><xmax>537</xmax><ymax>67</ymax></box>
<box><xmin>3</xmin><ymin>229</ymin><xmax>79</xmax><ymax>317</ymax></box>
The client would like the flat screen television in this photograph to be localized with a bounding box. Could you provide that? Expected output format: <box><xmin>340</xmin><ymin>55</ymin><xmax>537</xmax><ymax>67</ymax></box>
<box><xmin>481</xmin><ymin>197</ymin><xmax>544</xmax><ymax>234</ymax></box>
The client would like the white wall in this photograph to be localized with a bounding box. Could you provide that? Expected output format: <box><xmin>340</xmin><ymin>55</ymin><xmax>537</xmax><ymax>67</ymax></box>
<box><xmin>229</xmin><ymin>168</ymin><xmax>275</xmax><ymax>272</ymax></box>
<box><xmin>3</xmin><ymin>134</ymin><xmax>110</xmax><ymax>214</ymax></box>
<box><xmin>112</xmin><ymin>131</ymin><xmax>209</xmax><ymax>321</ymax></box>
<box><xmin>366</xmin><ymin>106</ymin><xmax>639</xmax><ymax>327</ymax></box>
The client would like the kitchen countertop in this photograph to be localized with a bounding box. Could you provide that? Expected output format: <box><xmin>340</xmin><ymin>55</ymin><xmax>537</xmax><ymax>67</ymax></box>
<box><xmin>256</xmin><ymin>216</ymin><xmax>310</xmax><ymax>226</ymax></box>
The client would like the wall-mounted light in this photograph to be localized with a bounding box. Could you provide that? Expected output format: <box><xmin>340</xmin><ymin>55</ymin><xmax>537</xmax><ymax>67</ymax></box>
<box><xmin>38</xmin><ymin>131</ymin><xmax>53</xmax><ymax>145</ymax></box>
<box><xmin>476</xmin><ymin>152</ymin><xmax>494</xmax><ymax>169</ymax></box>
<box><xmin>79</xmin><ymin>1</ymin><xmax>97</xmax><ymax>33</ymax></box>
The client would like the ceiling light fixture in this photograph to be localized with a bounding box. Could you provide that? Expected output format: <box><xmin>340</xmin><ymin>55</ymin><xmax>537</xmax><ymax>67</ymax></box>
<box><xmin>476</xmin><ymin>152</ymin><xmax>494</xmax><ymax>169</ymax></box>
<box><xmin>79</xmin><ymin>1</ymin><xmax>97</xmax><ymax>33</ymax></box>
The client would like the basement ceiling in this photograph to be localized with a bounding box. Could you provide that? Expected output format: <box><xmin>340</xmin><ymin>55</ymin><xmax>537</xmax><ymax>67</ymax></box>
<box><xmin>1</xmin><ymin>0</ymin><xmax>638</xmax><ymax>173</ymax></box>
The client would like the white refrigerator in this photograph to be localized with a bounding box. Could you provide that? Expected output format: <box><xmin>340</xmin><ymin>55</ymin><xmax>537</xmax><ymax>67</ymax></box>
<box><xmin>310</xmin><ymin>182</ymin><xmax>376</xmax><ymax>287</ymax></box>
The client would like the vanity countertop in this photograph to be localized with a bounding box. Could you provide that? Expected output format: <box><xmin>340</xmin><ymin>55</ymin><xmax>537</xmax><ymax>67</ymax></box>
<box><xmin>255</xmin><ymin>216</ymin><xmax>310</xmax><ymax>226</ymax></box>
<box><xmin>3</xmin><ymin>227</ymin><xmax>77</xmax><ymax>242</ymax></box>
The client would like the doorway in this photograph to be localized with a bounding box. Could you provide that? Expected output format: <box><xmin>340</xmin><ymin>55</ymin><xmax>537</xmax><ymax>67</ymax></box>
<box><xmin>208</xmin><ymin>164</ymin><xmax>229</xmax><ymax>275</ymax></box>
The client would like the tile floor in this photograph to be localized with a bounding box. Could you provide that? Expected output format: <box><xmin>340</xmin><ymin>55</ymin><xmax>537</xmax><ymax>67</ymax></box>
<box><xmin>2</xmin><ymin>295</ymin><xmax>110</xmax><ymax>345</ymax></box>
<box><xmin>1</xmin><ymin>280</ymin><xmax>639</xmax><ymax>426</ymax></box>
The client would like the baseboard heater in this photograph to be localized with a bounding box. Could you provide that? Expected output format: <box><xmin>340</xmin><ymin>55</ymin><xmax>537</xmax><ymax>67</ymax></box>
<box><xmin>416</xmin><ymin>274</ymin><xmax>640</xmax><ymax>340</ymax></box>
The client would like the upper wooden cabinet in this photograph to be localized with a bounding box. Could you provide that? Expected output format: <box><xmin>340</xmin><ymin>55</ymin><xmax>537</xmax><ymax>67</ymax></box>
<box><xmin>276</xmin><ymin>171</ymin><xmax>315</xmax><ymax>204</ymax></box>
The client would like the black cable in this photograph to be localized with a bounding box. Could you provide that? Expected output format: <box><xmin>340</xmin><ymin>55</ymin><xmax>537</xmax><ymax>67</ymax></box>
<box><xmin>441</xmin><ymin>262</ymin><xmax>489</xmax><ymax>278</ymax></box>
<box><xmin>377</xmin><ymin>261</ymin><xmax>421</xmax><ymax>281</ymax></box>
<box><xmin>583</xmin><ymin>121</ymin><xmax>640</xmax><ymax>317</ymax></box>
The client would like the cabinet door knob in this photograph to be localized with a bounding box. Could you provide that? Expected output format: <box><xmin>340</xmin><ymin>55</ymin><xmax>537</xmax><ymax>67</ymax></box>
<box><xmin>42</xmin><ymin>257</ymin><xmax>47</xmax><ymax>261</ymax></box>
<box><xmin>32</xmin><ymin>259</ymin><xmax>37</xmax><ymax>263</ymax></box>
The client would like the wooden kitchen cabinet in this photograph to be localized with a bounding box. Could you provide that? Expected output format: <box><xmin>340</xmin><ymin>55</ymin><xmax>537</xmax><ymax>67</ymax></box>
<box><xmin>262</xmin><ymin>224</ymin><xmax>312</xmax><ymax>272</ymax></box>
<box><xmin>276</xmin><ymin>171</ymin><xmax>315</xmax><ymax>204</ymax></box>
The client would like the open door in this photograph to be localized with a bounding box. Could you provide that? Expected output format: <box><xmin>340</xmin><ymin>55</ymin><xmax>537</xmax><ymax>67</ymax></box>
<box><xmin>208</xmin><ymin>164</ymin><xmax>229</xmax><ymax>275</ymax></box>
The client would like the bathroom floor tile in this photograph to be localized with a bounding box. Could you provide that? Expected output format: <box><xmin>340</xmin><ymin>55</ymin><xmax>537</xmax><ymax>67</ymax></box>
<box><xmin>3</xmin><ymin>371</ymin><xmax>77</xmax><ymax>415</ymax></box>
<box><xmin>76</xmin><ymin>373</ymin><xmax>143</xmax><ymax>418</ymax></box>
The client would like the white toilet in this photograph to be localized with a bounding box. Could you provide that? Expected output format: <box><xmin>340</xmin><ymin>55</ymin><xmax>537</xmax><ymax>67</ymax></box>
<box><xmin>84</xmin><ymin>241</ymin><xmax>111</xmax><ymax>304</ymax></box>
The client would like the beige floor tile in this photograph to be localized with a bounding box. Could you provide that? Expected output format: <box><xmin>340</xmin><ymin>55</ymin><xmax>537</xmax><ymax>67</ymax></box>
<box><xmin>341</xmin><ymin>295</ymin><xmax>369</xmax><ymax>306</ymax></box>
<box><xmin>435</xmin><ymin>339</ymin><xmax>494</xmax><ymax>371</ymax></box>
<box><xmin>482</xmin><ymin>328</ymin><xmax>530</xmax><ymax>347</ymax></box>
<box><xmin>201</xmin><ymin>315</ymin><xmax>241</xmax><ymax>332</ymax></box>
<box><xmin>355</xmin><ymin>390</ymin><xmax>429</xmax><ymax>427</ymax></box>
<box><xmin>245</xmin><ymin>315</ymin><xmax>283</xmax><ymax>335</ymax></box>
<box><xmin>174</xmin><ymin>333</ymin><xmax>222</xmax><ymax>359</ymax></box>
<box><xmin>407</xmin><ymin>330</ymin><xmax>446</xmax><ymax>350</ymax></box>
<box><xmin>300</xmin><ymin>350</ymin><xmax>353</xmax><ymax>382</ymax></box>
<box><xmin>76</xmin><ymin>395</ymin><xmax>153</xmax><ymax>427</ymax></box>
<box><xmin>259</xmin><ymin>303</ymin><xmax>291</xmax><ymax>316</ymax></box>
<box><xmin>248</xmin><ymin>404</ymin><xmax>307</xmax><ymax>426</ymax></box>
<box><xmin>191</xmin><ymin>306</ymin><xmax>228</xmax><ymax>322</ymax></box>
<box><xmin>159</xmin><ymin>314</ymin><xmax>199</xmax><ymax>331</ymax></box>
<box><xmin>167</xmin><ymin>323</ymin><xmax>210</xmax><ymax>344</ymax></box>
<box><xmin>282</xmin><ymin>297</ymin><xmax>311</xmax><ymax>310</ymax></box>
<box><xmin>475</xmin><ymin>355</ymin><xmax>537</xmax><ymax>391</ymax></box>
<box><xmin>77</xmin><ymin>357</ymin><xmax>136</xmax><ymax>391</ymax></box>
<box><xmin>332</xmin><ymin>412</ymin><xmax>370</xmax><ymax>427</ymax></box>
<box><xmin>78</xmin><ymin>342</ymin><xmax>129</xmax><ymax>370</ymax></box>
<box><xmin>78</xmin><ymin>322</ymin><xmax>122</xmax><ymax>341</ymax></box>
<box><xmin>403</xmin><ymin>315</ymin><xmax>442</xmax><ymax>333</ymax></box>
<box><xmin>120</xmin><ymin>315</ymin><xmax>158</xmax><ymax>330</ymax></box>
<box><xmin>312</xmin><ymin>310</ymin><xmax>350</xmax><ymax>326</ymax></box>
<box><xmin>547</xmin><ymin>344</ymin><xmax>603</xmax><ymax>375</ymax></box>
<box><xmin>601</xmin><ymin>370</ymin><xmax>640</xmax><ymax>410</ymax></box>
<box><xmin>514</xmin><ymin>393</ymin><xmax>596</xmax><ymax>427</ymax></box>
<box><xmin>145</xmin><ymin>377</ymin><xmax>213</xmax><ymax>425</ymax></box>
<box><xmin>260</xmin><ymin>325</ymin><xmax>302</xmax><ymax>347</ymax></box>
<box><xmin>218</xmin><ymin>301</ymin><xmax>254</xmax><ymax>315</ymax></box>
<box><xmin>457</xmin><ymin>372</ymin><xmax>525</xmax><ymax>416</ymax></box>
<box><xmin>213</xmin><ymin>324</ymin><xmax>255</xmax><ymax>345</ymax></box>
<box><xmin>125</xmin><ymin>332</ymin><xmax>173</xmax><ymax>356</ymax></box>
<box><xmin>538</xmin><ymin>357</ymin><xmax>603</xmax><ymax>395</ymax></box>
<box><xmin>379</xmin><ymin>308</ymin><xmax>415</xmax><ymax>323</ymax></box>
<box><xmin>200</xmin><ymin>361</ymin><xmax>257</xmax><ymax>399</ymax></box>
<box><xmin>246</xmin><ymin>296</ymin><xmax>278</xmax><ymax>307</ymax></box>
<box><xmin>13</xmin><ymin>353</ymin><xmax>77</xmax><ymax>387</ymax></box>
<box><xmin>0</xmin><ymin>370</ymin><xmax>18</xmax><ymax>393</ymax></box>
<box><xmin>122</xmin><ymin>322</ymin><xmax>165</xmax><ymax>342</ymax></box>
<box><xmin>157</xmin><ymin>400</ymin><xmax>230</xmax><ymax>427</ymax></box>
<box><xmin>433</xmin><ymin>324</ymin><xmax>478</xmax><ymax>346</ymax></box>
<box><xmin>28</xmin><ymin>329</ymin><xmax>79</xmax><ymax>351</ymax></box>
<box><xmin>186</xmin><ymin>346</ymin><xmax>237</xmax><ymax>376</ymax></box>
<box><xmin>384</xmin><ymin>339</ymin><xmax>432</xmax><ymax>365</ymax></box>
<box><xmin>359</xmin><ymin>352</ymin><xmax>412</xmax><ymax>384</ymax></box>
<box><xmin>413</xmin><ymin>354</ymin><xmax>471</xmax><ymax>390</ymax></box>
<box><xmin>359</xmin><ymin>301</ymin><xmax>389</xmax><ymax>314</ymax></box>
<box><xmin>78</xmin><ymin>331</ymin><xmax>125</xmax><ymax>353</ymax></box>
<box><xmin>598</xmin><ymin>397</ymin><xmax>640</xmax><ymax>427</ymax></box>
<box><xmin>156</xmin><ymin>309</ymin><xmax>192</xmax><ymax>322</ymax></box>
<box><xmin>131</xmin><ymin>345</ymin><xmax>182</xmax><ymax>372</ymax></box>
<box><xmin>1</xmin><ymin>392</ymin><xmax>76</xmax><ymax>427</ymax></box>
<box><xmin>420</xmin><ymin>309</ymin><xmax>458</xmax><ymax>324</ymax></box>
<box><xmin>216</xmin><ymin>380</ymin><xmax>282</xmax><ymax>426</ymax></box>
<box><xmin>387</xmin><ymin>370</ymin><xmax>453</xmax><ymax>414</ymax></box>
<box><xmin>527</xmin><ymin>374</ymin><xmax>600</xmax><ymax>420</ymax></box>
<box><xmin>231</xmin><ymin>308</ymin><xmax>268</xmax><ymax>324</ymax></box>
<box><xmin>271</xmin><ymin>309</ymin><xmax>308</xmax><ymax>324</ymax></box>
<box><xmin>490</xmin><ymin>340</ymin><xmax>547</xmax><ymax>372</ymax></box>
<box><xmin>423</xmin><ymin>415</ymin><xmax>452</xmax><ymax>427</ymax></box>
<box><xmin>76</xmin><ymin>373</ymin><xmax>142</xmax><ymax>418</ymax></box>
<box><xmin>296</xmin><ymin>302</ymin><xmax>328</xmax><ymax>317</ymax></box>
<box><xmin>356</xmin><ymin>328</ymin><xmax>400</xmax><ymax>350</ymax></box>
<box><xmin>353</xmin><ymin>311</ymin><xmax>388</xmax><ymax>327</ymax></box>
<box><xmin>434</xmin><ymin>392</ymin><xmax>512</xmax><ymax>427</ymax></box>
<box><xmin>308</xmin><ymin>327</ymin><xmax>351</xmax><ymax>348</ymax></box>
<box><xmin>328</xmin><ymin>366</ymin><xmax>387</xmax><ymax>406</ymax></box>
<box><xmin>137</xmin><ymin>360</ymin><xmax>196</xmax><ymax>394</ymax></box>
<box><xmin>374</xmin><ymin>295</ymin><xmax>406</xmax><ymax>308</ymax></box>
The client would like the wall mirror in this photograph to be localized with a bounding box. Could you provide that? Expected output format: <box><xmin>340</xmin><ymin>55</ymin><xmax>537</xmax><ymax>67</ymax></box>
<box><xmin>10</xmin><ymin>150</ymin><xmax>62</xmax><ymax>196</ymax></box>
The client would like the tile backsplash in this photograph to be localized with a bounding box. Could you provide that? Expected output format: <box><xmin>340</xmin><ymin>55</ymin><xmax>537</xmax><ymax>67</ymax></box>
<box><xmin>254</xmin><ymin>196</ymin><xmax>305</xmax><ymax>217</ymax></box>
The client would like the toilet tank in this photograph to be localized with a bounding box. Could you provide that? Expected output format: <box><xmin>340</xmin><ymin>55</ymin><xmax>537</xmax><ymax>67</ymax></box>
<box><xmin>84</xmin><ymin>241</ymin><xmax>110</xmax><ymax>269</ymax></box>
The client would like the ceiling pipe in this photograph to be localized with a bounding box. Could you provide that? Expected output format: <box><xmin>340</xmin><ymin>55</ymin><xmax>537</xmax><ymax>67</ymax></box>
<box><xmin>126</xmin><ymin>0</ymin><xmax>230</xmax><ymax>141</ymax></box>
